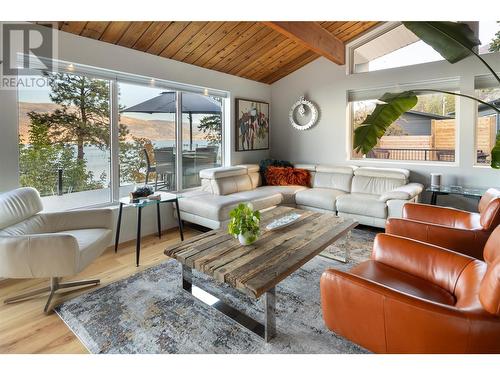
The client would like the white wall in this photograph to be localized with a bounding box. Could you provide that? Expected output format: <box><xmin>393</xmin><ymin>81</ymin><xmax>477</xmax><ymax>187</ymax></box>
<box><xmin>270</xmin><ymin>53</ymin><xmax>500</xmax><ymax>210</ymax></box>
<box><xmin>0</xmin><ymin>25</ymin><xmax>271</xmax><ymax>240</ymax></box>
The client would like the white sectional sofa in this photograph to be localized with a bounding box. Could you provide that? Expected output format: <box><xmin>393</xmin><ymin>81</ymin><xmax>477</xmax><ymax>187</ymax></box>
<box><xmin>177</xmin><ymin>163</ymin><xmax>423</xmax><ymax>229</ymax></box>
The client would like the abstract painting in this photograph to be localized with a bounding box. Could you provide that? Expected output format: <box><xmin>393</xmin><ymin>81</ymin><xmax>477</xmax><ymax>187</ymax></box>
<box><xmin>235</xmin><ymin>98</ymin><xmax>269</xmax><ymax>151</ymax></box>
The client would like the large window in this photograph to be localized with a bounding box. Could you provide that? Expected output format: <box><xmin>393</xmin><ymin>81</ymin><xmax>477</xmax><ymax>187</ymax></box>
<box><xmin>351</xmin><ymin>91</ymin><xmax>457</xmax><ymax>162</ymax></box>
<box><xmin>475</xmin><ymin>86</ymin><xmax>499</xmax><ymax>165</ymax></box>
<box><xmin>350</xmin><ymin>24</ymin><xmax>444</xmax><ymax>74</ymax></box>
<box><xmin>18</xmin><ymin>72</ymin><xmax>112</xmax><ymax>211</ymax></box>
<box><xmin>18</xmin><ymin>64</ymin><xmax>226</xmax><ymax>210</ymax></box>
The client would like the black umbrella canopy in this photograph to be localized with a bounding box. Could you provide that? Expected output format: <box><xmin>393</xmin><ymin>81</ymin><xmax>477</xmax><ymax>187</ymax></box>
<box><xmin>121</xmin><ymin>91</ymin><xmax>222</xmax><ymax>151</ymax></box>
<box><xmin>121</xmin><ymin>91</ymin><xmax>222</xmax><ymax>114</ymax></box>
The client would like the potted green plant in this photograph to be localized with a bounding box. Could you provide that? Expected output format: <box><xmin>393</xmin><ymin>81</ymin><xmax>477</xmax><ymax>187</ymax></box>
<box><xmin>228</xmin><ymin>203</ymin><xmax>261</xmax><ymax>246</ymax></box>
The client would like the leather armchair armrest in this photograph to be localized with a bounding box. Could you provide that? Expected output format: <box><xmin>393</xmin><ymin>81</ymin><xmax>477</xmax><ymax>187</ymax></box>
<box><xmin>0</xmin><ymin>233</ymin><xmax>79</xmax><ymax>278</ymax></box>
<box><xmin>320</xmin><ymin>268</ymin><xmax>474</xmax><ymax>353</ymax></box>
<box><xmin>402</xmin><ymin>202</ymin><xmax>475</xmax><ymax>227</ymax></box>
<box><xmin>41</xmin><ymin>208</ymin><xmax>114</xmax><ymax>232</ymax></box>
<box><xmin>371</xmin><ymin>233</ymin><xmax>475</xmax><ymax>292</ymax></box>
<box><xmin>386</xmin><ymin>218</ymin><xmax>486</xmax><ymax>260</ymax></box>
<box><xmin>322</xmin><ymin>268</ymin><xmax>466</xmax><ymax>316</ymax></box>
<box><xmin>379</xmin><ymin>183</ymin><xmax>423</xmax><ymax>203</ymax></box>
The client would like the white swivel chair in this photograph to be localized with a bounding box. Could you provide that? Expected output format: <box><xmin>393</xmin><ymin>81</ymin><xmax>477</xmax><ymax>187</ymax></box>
<box><xmin>0</xmin><ymin>187</ymin><xmax>113</xmax><ymax>313</ymax></box>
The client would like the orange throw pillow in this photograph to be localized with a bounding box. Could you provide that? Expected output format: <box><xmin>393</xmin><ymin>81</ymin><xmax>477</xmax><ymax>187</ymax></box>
<box><xmin>265</xmin><ymin>166</ymin><xmax>311</xmax><ymax>187</ymax></box>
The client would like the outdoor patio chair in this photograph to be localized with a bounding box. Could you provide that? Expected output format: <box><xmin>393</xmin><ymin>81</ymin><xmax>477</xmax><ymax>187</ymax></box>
<box><xmin>153</xmin><ymin>148</ymin><xmax>175</xmax><ymax>190</ymax></box>
<box><xmin>143</xmin><ymin>144</ymin><xmax>175</xmax><ymax>190</ymax></box>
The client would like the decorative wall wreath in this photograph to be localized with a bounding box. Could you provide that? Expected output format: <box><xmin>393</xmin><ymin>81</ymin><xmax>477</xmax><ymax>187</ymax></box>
<box><xmin>288</xmin><ymin>96</ymin><xmax>319</xmax><ymax>130</ymax></box>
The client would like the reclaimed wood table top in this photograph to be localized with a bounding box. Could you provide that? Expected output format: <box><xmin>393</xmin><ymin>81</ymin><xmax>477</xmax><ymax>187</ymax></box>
<box><xmin>164</xmin><ymin>206</ymin><xmax>357</xmax><ymax>298</ymax></box>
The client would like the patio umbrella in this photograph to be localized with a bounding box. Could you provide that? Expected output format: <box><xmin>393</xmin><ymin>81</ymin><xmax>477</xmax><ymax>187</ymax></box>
<box><xmin>121</xmin><ymin>91</ymin><xmax>222</xmax><ymax>150</ymax></box>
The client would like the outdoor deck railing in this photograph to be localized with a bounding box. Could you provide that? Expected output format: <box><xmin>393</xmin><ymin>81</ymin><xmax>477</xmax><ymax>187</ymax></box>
<box><xmin>367</xmin><ymin>148</ymin><xmax>456</xmax><ymax>162</ymax></box>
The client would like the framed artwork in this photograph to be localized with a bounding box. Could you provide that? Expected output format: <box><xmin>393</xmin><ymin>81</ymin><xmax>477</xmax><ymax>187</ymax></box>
<box><xmin>235</xmin><ymin>98</ymin><xmax>269</xmax><ymax>151</ymax></box>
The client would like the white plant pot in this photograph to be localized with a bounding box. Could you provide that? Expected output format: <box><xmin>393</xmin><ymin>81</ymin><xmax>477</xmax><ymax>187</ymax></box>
<box><xmin>238</xmin><ymin>232</ymin><xmax>258</xmax><ymax>246</ymax></box>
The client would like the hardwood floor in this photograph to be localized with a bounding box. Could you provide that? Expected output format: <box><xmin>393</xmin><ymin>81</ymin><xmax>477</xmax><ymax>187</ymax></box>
<box><xmin>0</xmin><ymin>227</ymin><xmax>199</xmax><ymax>354</ymax></box>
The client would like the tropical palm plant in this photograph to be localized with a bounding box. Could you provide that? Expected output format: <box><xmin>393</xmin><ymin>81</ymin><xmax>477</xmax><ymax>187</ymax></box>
<box><xmin>353</xmin><ymin>22</ymin><xmax>500</xmax><ymax>168</ymax></box>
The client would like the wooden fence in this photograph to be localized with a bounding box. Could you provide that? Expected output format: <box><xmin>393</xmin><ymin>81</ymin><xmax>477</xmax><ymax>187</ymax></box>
<box><xmin>476</xmin><ymin>116</ymin><xmax>497</xmax><ymax>156</ymax></box>
<box><xmin>353</xmin><ymin>116</ymin><xmax>497</xmax><ymax>161</ymax></box>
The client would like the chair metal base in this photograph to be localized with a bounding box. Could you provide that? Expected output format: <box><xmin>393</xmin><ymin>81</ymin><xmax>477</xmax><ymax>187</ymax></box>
<box><xmin>4</xmin><ymin>277</ymin><xmax>100</xmax><ymax>314</ymax></box>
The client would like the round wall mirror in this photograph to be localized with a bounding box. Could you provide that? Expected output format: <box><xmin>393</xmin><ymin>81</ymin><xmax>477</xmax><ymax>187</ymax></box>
<box><xmin>288</xmin><ymin>96</ymin><xmax>319</xmax><ymax>131</ymax></box>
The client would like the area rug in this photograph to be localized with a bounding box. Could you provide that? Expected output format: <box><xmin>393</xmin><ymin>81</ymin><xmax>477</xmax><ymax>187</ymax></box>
<box><xmin>55</xmin><ymin>228</ymin><xmax>377</xmax><ymax>354</ymax></box>
<box><xmin>321</xmin><ymin>226</ymin><xmax>380</xmax><ymax>262</ymax></box>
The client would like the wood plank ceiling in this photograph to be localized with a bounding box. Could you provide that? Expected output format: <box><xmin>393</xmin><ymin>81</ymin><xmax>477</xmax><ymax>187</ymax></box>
<box><xmin>50</xmin><ymin>21</ymin><xmax>379</xmax><ymax>84</ymax></box>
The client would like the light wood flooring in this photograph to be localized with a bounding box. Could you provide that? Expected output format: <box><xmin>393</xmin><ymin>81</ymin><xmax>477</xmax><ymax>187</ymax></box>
<box><xmin>0</xmin><ymin>227</ymin><xmax>199</xmax><ymax>354</ymax></box>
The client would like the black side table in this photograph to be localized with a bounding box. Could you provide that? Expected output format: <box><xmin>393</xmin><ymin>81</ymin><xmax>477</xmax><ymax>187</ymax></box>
<box><xmin>114</xmin><ymin>192</ymin><xmax>184</xmax><ymax>266</ymax></box>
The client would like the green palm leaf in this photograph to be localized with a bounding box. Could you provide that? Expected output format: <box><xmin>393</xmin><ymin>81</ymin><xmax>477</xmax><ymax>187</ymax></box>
<box><xmin>403</xmin><ymin>22</ymin><xmax>480</xmax><ymax>64</ymax></box>
<box><xmin>353</xmin><ymin>91</ymin><xmax>418</xmax><ymax>155</ymax></box>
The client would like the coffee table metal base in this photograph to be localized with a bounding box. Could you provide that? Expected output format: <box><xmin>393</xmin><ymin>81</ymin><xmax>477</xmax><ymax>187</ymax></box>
<box><xmin>181</xmin><ymin>265</ymin><xmax>276</xmax><ymax>342</ymax></box>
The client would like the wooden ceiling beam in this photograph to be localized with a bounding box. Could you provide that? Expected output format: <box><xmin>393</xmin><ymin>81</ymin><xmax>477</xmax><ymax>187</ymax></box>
<box><xmin>263</xmin><ymin>21</ymin><xmax>345</xmax><ymax>65</ymax></box>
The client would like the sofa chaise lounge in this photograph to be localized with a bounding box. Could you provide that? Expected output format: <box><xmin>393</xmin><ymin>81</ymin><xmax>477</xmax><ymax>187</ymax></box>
<box><xmin>177</xmin><ymin>164</ymin><xmax>423</xmax><ymax>229</ymax></box>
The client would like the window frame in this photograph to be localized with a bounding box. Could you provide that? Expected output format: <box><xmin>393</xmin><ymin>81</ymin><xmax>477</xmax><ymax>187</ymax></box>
<box><xmin>17</xmin><ymin>58</ymin><xmax>228</xmax><ymax>208</ymax></box>
<box><xmin>473</xmin><ymin>75</ymin><xmax>500</xmax><ymax>167</ymax></box>
<box><xmin>17</xmin><ymin>68</ymin><xmax>115</xmax><ymax>207</ymax></box>
<box><xmin>345</xmin><ymin>21</ymin><xmax>402</xmax><ymax>75</ymax></box>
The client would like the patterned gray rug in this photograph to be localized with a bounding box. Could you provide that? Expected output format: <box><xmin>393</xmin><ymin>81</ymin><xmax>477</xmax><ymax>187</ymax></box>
<box><xmin>55</xmin><ymin>227</ymin><xmax>378</xmax><ymax>354</ymax></box>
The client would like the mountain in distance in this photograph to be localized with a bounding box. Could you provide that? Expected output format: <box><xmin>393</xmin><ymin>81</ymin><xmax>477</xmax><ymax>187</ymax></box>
<box><xmin>18</xmin><ymin>102</ymin><xmax>206</xmax><ymax>143</ymax></box>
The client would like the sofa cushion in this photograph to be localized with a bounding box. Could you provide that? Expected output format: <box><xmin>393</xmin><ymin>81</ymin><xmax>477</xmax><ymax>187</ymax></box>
<box><xmin>265</xmin><ymin>166</ymin><xmax>311</xmax><ymax>187</ymax></box>
<box><xmin>354</xmin><ymin>167</ymin><xmax>409</xmax><ymax>180</ymax></box>
<box><xmin>293</xmin><ymin>163</ymin><xmax>316</xmax><ymax>172</ymax></box>
<box><xmin>230</xmin><ymin>190</ymin><xmax>283</xmax><ymax>211</ymax></box>
<box><xmin>178</xmin><ymin>191</ymin><xmax>246</xmax><ymax>221</ymax></box>
<box><xmin>201</xmin><ymin>173</ymin><xmax>253</xmax><ymax>196</ymax></box>
<box><xmin>259</xmin><ymin>159</ymin><xmax>294</xmax><ymax>185</ymax></box>
<box><xmin>316</xmin><ymin>165</ymin><xmax>357</xmax><ymax>174</ymax></box>
<box><xmin>237</xmin><ymin>164</ymin><xmax>261</xmax><ymax>188</ymax></box>
<box><xmin>378</xmin><ymin>183</ymin><xmax>423</xmax><ymax>202</ymax></box>
<box><xmin>351</xmin><ymin>175</ymin><xmax>406</xmax><ymax>196</ymax></box>
<box><xmin>199</xmin><ymin>166</ymin><xmax>247</xmax><ymax>179</ymax></box>
<box><xmin>247</xmin><ymin>185</ymin><xmax>307</xmax><ymax>205</ymax></box>
<box><xmin>351</xmin><ymin>167</ymin><xmax>409</xmax><ymax>196</ymax></box>
<box><xmin>336</xmin><ymin>193</ymin><xmax>387</xmax><ymax>219</ymax></box>
<box><xmin>178</xmin><ymin>188</ymin><xmax>283</xmax><ymax>222</ymax></box>
<box><xmin>237</xmin><ymin>164</ymin><xmax>259</xmax><ymax>173</ymax></box>
<box><xmin>312</xmin><ymin>166</ymin><xmax>356</xmax><ymax>192</ymax></box>
<box><xmin>295</xmin><ymin>188</ymin><xmax>346</xmax><ymax>211</ymax></box>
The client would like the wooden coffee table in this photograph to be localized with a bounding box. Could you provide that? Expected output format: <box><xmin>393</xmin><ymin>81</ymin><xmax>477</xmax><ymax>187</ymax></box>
<box><xmin>164</xmin><ymin>206</ymin><xmax>357</xmax><ymax>342</ymax></box>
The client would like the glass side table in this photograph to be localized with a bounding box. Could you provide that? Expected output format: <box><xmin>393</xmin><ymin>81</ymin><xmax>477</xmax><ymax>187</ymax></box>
<box><xmin>114</xmin><ymin>192</ymin><xmax>184</xmax><ymax>267</ymax></box>
<box><xmin>426</xmin><ymin>185</ymin><xmax>488</xmax><ymax>205</ymax></box>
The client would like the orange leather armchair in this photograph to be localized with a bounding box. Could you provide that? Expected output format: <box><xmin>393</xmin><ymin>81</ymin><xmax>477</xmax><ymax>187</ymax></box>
<box><xmin>320</xmin><ymin>226</ymin><xmax>500</xmax><ymax>354</ymax></box>
<box><xmin>386</xmin><ymin>188</ymin><xmax>500</xmax><ymax>259</ymax></box>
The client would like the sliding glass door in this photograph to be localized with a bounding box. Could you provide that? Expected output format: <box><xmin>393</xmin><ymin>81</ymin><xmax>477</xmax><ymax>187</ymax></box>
<box><xmin>118</xmin><ymin>82</ymin><xmax>177</xmax><ymax>195</ymax></box>
<box><xmin>181</xmin><ymin>92</ymin><xmax>223</xmax><ymax>189</ymax></box>
<box><xmin>18</xmin><ymin>66</ymin><xmax>226</xmax><ymax>210</ymax></box>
